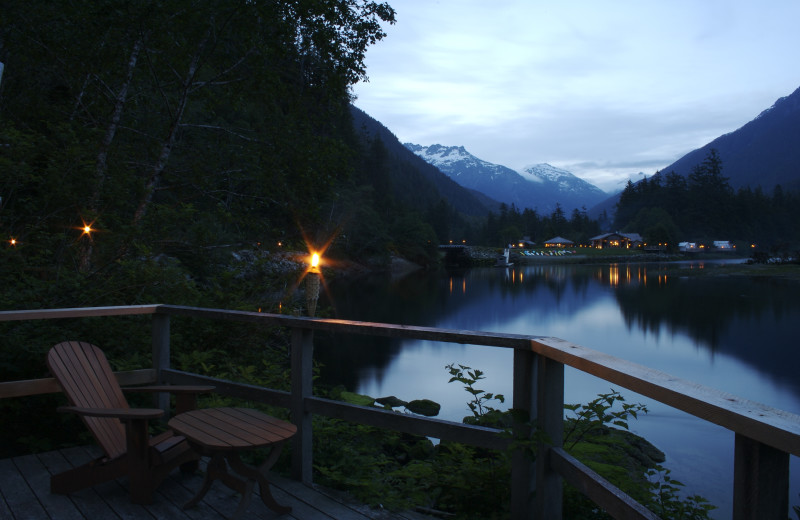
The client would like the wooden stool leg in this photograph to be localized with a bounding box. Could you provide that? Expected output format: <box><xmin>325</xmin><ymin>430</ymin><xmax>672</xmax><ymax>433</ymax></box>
<box><xmin>184</xmin><ymin>453</ymin><xmax>224</xmax><ymax>509</ymax></box>
<box><xmin>229</xmin><ymin>478</ymin><xmax>255</xmax><ymax>520</ymax></box>
<box><xmin>227</xmin><ymin>448</ymin><xmax>292</xmax><ymax>515</ymax></box>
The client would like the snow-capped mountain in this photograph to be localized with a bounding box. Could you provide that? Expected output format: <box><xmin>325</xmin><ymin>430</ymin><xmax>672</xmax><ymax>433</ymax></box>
<box><xmin>405</xmin><ymin>143</ymin><xmax>607</xmax><ymax>213</ymax></box>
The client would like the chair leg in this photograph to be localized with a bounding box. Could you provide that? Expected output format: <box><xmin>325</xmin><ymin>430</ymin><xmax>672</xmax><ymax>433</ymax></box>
<box><xmin>126</xmin><ymin>418</ymin><xmax>155</xmax><ymax>504</ymax></box>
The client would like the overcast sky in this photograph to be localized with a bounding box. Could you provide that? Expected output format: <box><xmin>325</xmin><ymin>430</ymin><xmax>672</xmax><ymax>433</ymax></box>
<box><xmin>351</xmin><ymin>0</ymin><xmax>800</xmax><ymax>192</ymax></box>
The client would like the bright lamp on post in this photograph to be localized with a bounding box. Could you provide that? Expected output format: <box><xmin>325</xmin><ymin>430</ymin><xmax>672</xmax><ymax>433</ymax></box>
<box><xmin>306</xmin><ymin>252</ymin><xmax>321</xmax><ymax>317</ymax></box>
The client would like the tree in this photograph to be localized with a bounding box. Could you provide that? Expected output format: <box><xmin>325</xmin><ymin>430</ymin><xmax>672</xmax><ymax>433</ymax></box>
<box><xmin>626</xmin><ymin>208</ymin><xmax>680</xmax><ymax>252</ymax></box>
<box><xmin>614</xmin><ymin>180</ymin><xmax>639</xmax><ymax>230</ymax></box>
<box><xmin>687</xmin><ymin>149</ymin><xmax>732</xmax><ymax>237</ymax></box>
<box><xmin>569</xmin><ymin>206</ymin><xmax>599</xmax><ymax>244</ymax></box>
<box><xmin>1</xmin><ymin>0</ymin><xmax>396</xmax><ymax>278</ymax></box>
<box><xmin>549</xmin><ymin>203</ymin><xmax>568</xmax><ymax>237</ymax></box>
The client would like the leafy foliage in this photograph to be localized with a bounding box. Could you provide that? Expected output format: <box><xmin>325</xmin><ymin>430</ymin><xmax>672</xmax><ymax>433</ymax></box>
<box><xmin>563</xmin><ymin>389</ymin><xmax>648</xmax><ymax>450</ymax></box>
<box><xmin>446</xmin><ymin>363</ymin><xmax>505</xmax><ymax>424</ymax></box>
<box><xmin>646</xmin><ymin>466</ymin><xmax>716</xmax><ymax>520</ymax></box>
<box><xmin>441</xmin><ymin>365</ymin><xmax>714</xmax><ymax>519</ymax></box>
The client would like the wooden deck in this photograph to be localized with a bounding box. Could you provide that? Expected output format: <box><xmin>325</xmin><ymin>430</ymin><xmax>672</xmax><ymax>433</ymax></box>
<box><xmin>0</xmin><ymin>446</ymin><xmax>432</xmax><ymax>520</ymax></box>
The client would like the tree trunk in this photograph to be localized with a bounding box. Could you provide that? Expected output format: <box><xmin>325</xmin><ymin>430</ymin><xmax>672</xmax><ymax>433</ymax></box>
<box><xmin>132</xmin><ymin>30</ymin><xmax>208</xmax><ymax>226</ymax></box>
<box><xmin>79</xmin><ymin>35</ymin><xmax>146</xmax><ymax>273</ymax></box>
<box><xmin>93</xmin><ymin>35</ymin><xmax>146</xmax><ymax>207</ymax></box>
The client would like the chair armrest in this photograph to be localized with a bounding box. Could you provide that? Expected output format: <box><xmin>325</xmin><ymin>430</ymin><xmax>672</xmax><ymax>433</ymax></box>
<box><xmin>122</xmin><ymin>385</ymin><xmax>215</xmax><ymax>395</ymax></box>
<box><xmin>57</xmin><ymin>405</ymin><xmax>164</xmax><ymax>421</ymax></box>
<box><xmin>122</xmin><ymin>385</ymin><xmax>215</xmax><ymax>416</ymax></box>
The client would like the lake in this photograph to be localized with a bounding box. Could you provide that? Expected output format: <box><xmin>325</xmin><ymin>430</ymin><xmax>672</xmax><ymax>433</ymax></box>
<box><xmin>315</xmin><ymin>258</ymin><xmax>800</xmax><ymax>517</ymax></box>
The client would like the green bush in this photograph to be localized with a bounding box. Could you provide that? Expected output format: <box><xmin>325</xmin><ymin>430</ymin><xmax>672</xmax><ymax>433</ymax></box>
<box><xmin>310</xmin><ymin>363</ymin><xmax>715</xmax><ymax>519</ymax></box>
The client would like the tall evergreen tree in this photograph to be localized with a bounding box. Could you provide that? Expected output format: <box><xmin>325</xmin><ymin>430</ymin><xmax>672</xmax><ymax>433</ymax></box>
<box><xmin>687</xmin><ymin>149</ymin><xmax>732</xmax><ymax>237</ymax></box>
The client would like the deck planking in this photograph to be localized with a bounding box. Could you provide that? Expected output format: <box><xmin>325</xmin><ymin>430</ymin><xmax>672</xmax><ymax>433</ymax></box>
<box><xmin>0</xmin><ymin>447</ymin><xmax>432</xmax><ymax>520</ymax></box>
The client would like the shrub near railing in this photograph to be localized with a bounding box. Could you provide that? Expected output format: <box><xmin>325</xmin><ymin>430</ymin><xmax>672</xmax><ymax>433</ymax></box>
<box><xmin>443</xmin><ymin>365</ymin><xmax>716</xmax><ymax>519</ymax></box>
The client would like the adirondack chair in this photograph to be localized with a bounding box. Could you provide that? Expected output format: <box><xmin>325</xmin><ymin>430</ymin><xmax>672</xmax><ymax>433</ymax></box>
<box><xmin>46</xmin><ymin>340</ymin><xmax>214</xmax><ymax>504</ymax></box>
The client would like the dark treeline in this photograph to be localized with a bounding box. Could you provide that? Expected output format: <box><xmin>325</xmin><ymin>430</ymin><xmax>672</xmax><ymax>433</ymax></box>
<box><xmin>481</xmin><ymin>202</ymin><xmax>600</xmax><ymax>247</ymax></box>
<box><xmin>614</xmin><ymin>149</ymin><xmax>800</xmax><ymax>250</ymax></box>
<box><xmin>0</xmin><ymin>0</ymin><xmax>403</xmax><ymax>312</ymax></box>
<box><xmin>0</xmin><ymin>0</ymin><xmax>411</xmax><ymax>388</ymax></box>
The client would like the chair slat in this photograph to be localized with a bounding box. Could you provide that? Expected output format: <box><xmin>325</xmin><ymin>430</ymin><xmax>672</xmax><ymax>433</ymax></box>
<box><xmin>48</xmin><ymin>341</ymin><xmax>128</xmax><ymax>459</ymax></box>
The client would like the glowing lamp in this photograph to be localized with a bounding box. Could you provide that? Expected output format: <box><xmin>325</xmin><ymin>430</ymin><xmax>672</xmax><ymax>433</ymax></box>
<box><xmin>306</xmin><ymin>252</ymin><xmax>322</xmax><ymax>317</ymax></box>
<box><xmin>80</xmin><ymin>222</ymin><xmax>95</xmax><ymax>238</ymax></box>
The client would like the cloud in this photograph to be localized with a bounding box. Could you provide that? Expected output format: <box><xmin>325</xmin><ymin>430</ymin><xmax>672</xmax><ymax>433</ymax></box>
<box><xmin>354</xmin><ymin>0</ymin><xmax>800</xmax><ymax>190</ymax></box>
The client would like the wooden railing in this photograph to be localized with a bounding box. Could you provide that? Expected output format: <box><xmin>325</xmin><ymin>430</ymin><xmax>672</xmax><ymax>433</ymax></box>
<box><xmin>1</xmin><ymin>304</ymin><xmax>798</xmax><ymax>519</ymax></box>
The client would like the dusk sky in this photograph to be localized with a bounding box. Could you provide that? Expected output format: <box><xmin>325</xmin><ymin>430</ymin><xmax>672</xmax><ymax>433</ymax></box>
<box><xmin>352</xmin><ymin>1</ymin><xmax>800</xmax><ymax>192</ymax></box>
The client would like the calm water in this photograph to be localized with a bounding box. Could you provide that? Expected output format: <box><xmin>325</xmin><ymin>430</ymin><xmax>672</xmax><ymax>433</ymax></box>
<box><xmin>316</xmin><ymin>259</ymin><xmax>800</xmax><ymax>517</ymax></box>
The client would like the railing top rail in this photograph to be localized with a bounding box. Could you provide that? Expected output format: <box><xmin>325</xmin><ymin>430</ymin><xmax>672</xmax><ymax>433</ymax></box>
<box><xmin>0</xmin><ymin>305</ymin><xmax>160</xmax><ymax>321</ymax></box>
<box><xmin>530</xmin><ymin>337</ymin><xmax>800</xmax><ymax>457</ymax></box>
<box><xmin>157</xmin><ymin>304</ymin><xmax>541</xmax><ymax>348</ymax></box>
<box><xmin>2</xmin><ymin>304</ymin><xmax>799</xmax><ymax>456</ymax></box>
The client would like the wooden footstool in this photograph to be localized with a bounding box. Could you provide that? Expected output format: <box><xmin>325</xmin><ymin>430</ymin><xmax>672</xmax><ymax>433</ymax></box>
<box><xmin>168</xmin><ymin>407</ymin><xmax>297</xmax><ymax>519</ymax></box>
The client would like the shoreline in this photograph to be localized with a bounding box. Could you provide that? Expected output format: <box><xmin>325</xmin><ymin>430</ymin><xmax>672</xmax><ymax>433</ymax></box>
<box><xmin>441</xmin><ymin>248</ymin><xmax>800</xmax><ymax>281</ymax></box>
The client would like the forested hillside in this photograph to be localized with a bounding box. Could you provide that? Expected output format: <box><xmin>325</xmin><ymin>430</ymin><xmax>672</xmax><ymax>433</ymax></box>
<box><xmin>613</xmin><ymin>149</ymin><xmax>800</xmax><ymax>249</ymax></box>
<box><xmin>0</xmin><ymin>1</ymin><xmax>489</xmax><ymax>313</ymax></box>
<box><xmin>350</xmin><ymin>107</ymin><xmax>495</xmax><ymax>217</ymax></box>
<box><xmin>653</xmin><ymin>86</ymin><xmax>800</xmax><ymax>193</ymax></box>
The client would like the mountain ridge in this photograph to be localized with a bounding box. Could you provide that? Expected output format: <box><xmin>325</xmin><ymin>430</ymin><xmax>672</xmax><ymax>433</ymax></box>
<box><xmin>349</xmin><ymin>107</ymin><xmax>495</xmax><ymax>217</ymax></box>
<box><xmin>588</xmin><ymin>85</ymin><xmax>800</xmax><ymax>220</ymax></box>
<box><xmin>405</xmin><ymin>143</ymin><xmax>607</xmax><ymax>214</ymax></box>
<box><xmin>653</xmin><ymin>85</ymin><xmax>800</xmax><ymax>191</ymax></box>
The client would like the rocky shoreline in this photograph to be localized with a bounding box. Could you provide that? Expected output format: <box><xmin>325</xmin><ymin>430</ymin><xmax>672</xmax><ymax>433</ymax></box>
<box><xmin>236</xmin><ymin>246</ymin><xmax>797</xmax><ymax>290</ymax></box>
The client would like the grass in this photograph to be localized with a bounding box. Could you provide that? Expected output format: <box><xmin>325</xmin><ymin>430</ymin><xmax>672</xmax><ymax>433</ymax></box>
<box><xmin>674</xmin><ymin>260</ymin><xmax>800</xmax><ymax>280</ymax></box>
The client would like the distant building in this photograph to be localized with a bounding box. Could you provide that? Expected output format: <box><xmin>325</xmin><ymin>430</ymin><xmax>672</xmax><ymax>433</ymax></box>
<box><xmin>590</xmin><ymin>232</ymin><xmax>643</xmax><ymax>249</ymax></box>
<box><xmin>713</xmin><ymin>240</ymin><xmax>734</xmax><ymax>251</ymax></box>
<box><xmin>544</xmin><ymin>236</ymin><xmax>574</xmax><ymax>248</ymax></box>
<box><xmin>516</xmin><ymin>236</ymin><xmax>536</xmax><ymax>248</ymax></box>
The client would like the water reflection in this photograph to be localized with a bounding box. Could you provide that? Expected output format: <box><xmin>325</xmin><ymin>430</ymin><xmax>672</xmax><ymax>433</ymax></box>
<box><xmin>320</xmin><ymin>261</ymin><xmax>800</xmax><ymax>398</ymax></box>
<box><xmin>319</xmin><ymin>260</ymin><xmax>800</xmax><ymax>416</ymax></box>
<box><xmin>317</xmin><ymin>260</ymin><xmax>800</xmax><ymax>516</ymax></box>
<box><xmin>601</xmin><ymin>263</ymin><xmax>669</xmax><ymax>287</ymax></box>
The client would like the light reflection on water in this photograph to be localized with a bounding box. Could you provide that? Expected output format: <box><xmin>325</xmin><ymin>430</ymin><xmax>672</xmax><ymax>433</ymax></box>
<box><xmin>320</xmin><ymin>259</ymin><xmax>799</xmax><ymax>518</ymax></box>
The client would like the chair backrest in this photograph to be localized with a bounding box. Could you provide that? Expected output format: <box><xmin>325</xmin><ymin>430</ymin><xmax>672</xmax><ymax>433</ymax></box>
<box><xmin>47</xmin><ymin>341</ymin><xmax>129</xmax><ymax>459</ymax></box>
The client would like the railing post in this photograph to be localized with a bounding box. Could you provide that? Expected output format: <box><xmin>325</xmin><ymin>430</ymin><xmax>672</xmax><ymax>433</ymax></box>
<box><xmin>534</xmin><ymin>356</ymin><xmax>563</xmax><ymax>519</ymax></box>
<box><xmin>151</xmin><ymin>311</ymin><xmax>170</xmax><ymax>412</ymax></box>
<box><xmin>512</xmin><ymin>348</ymin><xmax>537</xmax><ymax>519</ymax></box>
<box><xmin>291</xmin><ymin>326</ymin><xmax>314</xmax><ymax>485</ymax></box>
<box><xmin>733</xmin><ymin>433</ymin><xmax>789</xmax><ymax>520</ymax></box>
<box><xmin>512</xmin><ymin>348</ymin><xmax>565</xmax><ymax>520</ymax></box>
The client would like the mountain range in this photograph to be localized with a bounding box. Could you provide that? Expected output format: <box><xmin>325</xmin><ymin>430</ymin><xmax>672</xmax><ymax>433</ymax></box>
<box><xmin>350</xmin><ymin>106</ymin><xmax>494</xmax><ymax>216</ymax></box>
<box><xmin>351</xmin><ymin>84</ymin><xmax>800</xmax><ymax>223</ymax></box>
<box><xmin>404</xmin><ymin>144</ymin><xmax>608</xmax><ymax>214</ymax></box>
